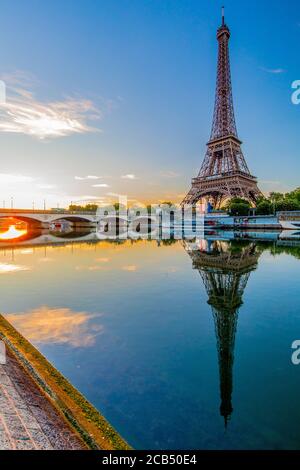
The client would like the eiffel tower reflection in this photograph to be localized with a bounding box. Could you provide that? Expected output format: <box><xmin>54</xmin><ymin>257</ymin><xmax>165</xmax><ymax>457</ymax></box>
<box><xmin>183</xmin><ymin>238</ymin><xmax>260</xmax><ymax>426</ymax></box>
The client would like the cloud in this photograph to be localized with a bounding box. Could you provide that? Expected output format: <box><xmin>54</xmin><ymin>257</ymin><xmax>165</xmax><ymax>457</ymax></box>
<box><xmin>92</xmin><ymin>183</ymin><xmax>109</xmax><ymax>188</ymax></box>
<box><xmin>0</xmin><ymin>72</ymin><xmax>101</xmax><ymax>139</ymax></box>
<box><xmin>75</xmin><ymin>175</ymin><xmax>102</xmax><ymax>181</ymax></box>
<box><xmin>260</xmin><ymin>67</ymin><xmax>285</xmax><ymax>74</ymax></box>
<box><xmin>0</xmin><ymin>173</ymin><xmax>34</xmax><ymax>183</ymax></box>
<box><xmin>160</xmin><ymin>171</ymin><xmax>180</xmax><ymax>178</ymax></box>
<box><xmin>37</xmin><ymin>183</ymin><xmax>56</xmax><ymax>189</ymax></box>
<box><xmin>121</xmin><ymin>174</ymin><xmax>137</xmax><ymax>180</ymax></box>
<box><xmin>6</xmin><ymin>306</ymin><xmax>103</xmax><ymax>347</ymax></box>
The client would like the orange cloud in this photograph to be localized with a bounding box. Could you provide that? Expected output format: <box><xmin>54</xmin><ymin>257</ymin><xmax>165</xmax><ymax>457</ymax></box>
<box><xmin>6</xmin><ymin>306</ymin><xmax>102</xmax><ymax>347</ymax></box>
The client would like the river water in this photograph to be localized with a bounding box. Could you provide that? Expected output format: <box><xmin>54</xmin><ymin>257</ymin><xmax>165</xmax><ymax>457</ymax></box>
<box><xmin>0</xmin><ymin>225</ymin><xmax>300</xmax><ymax>449</ymax></box>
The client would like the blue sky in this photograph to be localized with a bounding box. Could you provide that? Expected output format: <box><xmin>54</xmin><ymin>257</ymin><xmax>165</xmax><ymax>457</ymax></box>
<box><xmin>0</xmin><ymin>0</ymin><xmax>299</xmax><ymax>207</ymax></box>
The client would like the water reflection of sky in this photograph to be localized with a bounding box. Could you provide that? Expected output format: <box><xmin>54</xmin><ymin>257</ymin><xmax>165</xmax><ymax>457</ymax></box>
<box><xmin>0</xmin><ymin>237</ymin><xmax>300</xmax><ymax>449</ymax></box>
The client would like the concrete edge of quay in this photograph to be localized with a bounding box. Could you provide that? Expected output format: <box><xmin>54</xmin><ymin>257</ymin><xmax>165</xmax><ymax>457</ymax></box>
<box><xmin>0</xmin><ymin>314</ymin><xmax>131</xmax><ymax>451</ymax></box>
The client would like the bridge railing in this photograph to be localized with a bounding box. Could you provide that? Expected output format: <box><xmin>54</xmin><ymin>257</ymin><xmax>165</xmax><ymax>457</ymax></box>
<box><xmin>0</xmin><ymin>209</ymin><xmax>97</xmax><ymax>215</ymax></box>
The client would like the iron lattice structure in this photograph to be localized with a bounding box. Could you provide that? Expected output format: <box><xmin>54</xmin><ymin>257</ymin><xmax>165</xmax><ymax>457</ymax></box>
<box><xmin>182</xmin><ymin>11</ymin><xmax>261</xmax><ymax>208</ymax></box>
<box><xmin>183</xmin><ymin>240</ymin><xmax>260</xmax><ymax>426</ymax></box>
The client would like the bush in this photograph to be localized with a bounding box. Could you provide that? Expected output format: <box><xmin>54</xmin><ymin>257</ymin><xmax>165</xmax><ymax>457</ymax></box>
<box><xmin>229</xmin><ymin>202</ymin><xmax>250</xmax><ymax>216</ymax></box>
<box><xmin>275</xmin><ymin>199</ymin><xmax>300</xmax><ymax>212</ymax></box>
<box><xmin>288</xmin><ymin>188</ymin><xmax>300</xmax><ymax>203</ymax></box>
<box><xmin>256</xmin><ymin>201</ymin><xmax>273</xmax><ymax>215</ymax></box>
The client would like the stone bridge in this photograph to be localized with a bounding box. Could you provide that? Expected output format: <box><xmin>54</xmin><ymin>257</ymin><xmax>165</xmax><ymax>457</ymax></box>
<box><xmin>0</xmin><ymin>209</ymin><xmax>158</xmax><ymax>228</ymax></box>
<box><xmin>0</xmin><ymin>209</ymin><xmax>99</xmax><ymax>227</ymax></box>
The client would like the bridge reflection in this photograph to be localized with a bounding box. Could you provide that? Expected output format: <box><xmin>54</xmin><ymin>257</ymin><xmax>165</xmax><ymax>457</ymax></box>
<box><xmin>0</xmin><ymin>223</ymin><xmax>97</xmax><ymax>247</ymax></box>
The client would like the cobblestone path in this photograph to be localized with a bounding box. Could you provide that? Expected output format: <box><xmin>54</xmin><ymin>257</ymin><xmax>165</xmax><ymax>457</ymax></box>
<box><xmin>0</xmin><ymin>347</ymin><xmax>86</xmax><ymax>450</ymax></box>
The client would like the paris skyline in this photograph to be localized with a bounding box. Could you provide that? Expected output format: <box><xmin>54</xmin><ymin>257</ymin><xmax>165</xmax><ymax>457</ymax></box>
<box><xmin>0</xmin><ymin>0</ymin><xmax>299</xmax><ymax>209</ymax></box>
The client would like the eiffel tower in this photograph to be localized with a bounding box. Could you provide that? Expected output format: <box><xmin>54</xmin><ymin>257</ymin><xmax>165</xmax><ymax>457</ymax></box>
<box><xmin>183</xmin><ymin>239</ymin><xmax>260</xmax><ymax>426</ymax></box>
<box><xmin>182</xmin><ymin>9</ymin><xmax>261</xmax><ymax>209</ymax></box>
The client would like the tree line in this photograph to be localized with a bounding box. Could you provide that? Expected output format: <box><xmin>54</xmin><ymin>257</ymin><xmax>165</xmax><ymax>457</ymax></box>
<box><xmin>227</xmin><ymin>187</ymin><xmax>300</xmax><ymax>216</ymax></box>
<box><xmin>68</xmin><ymin>190</ymin><xmax>300</xmax><ymax>217</ymax></box>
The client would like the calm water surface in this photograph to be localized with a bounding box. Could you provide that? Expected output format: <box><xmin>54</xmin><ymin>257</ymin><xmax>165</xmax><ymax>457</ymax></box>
<box><xmin>0</xmin><ymin>228</ymin><xmax>300</xmax><ymax>449</ymax></box>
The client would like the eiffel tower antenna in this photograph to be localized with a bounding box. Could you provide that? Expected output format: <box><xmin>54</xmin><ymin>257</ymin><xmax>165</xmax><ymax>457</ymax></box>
<box><xmin>182</xmin><ymin>12</ymin><xmax>262</xmax><ymax>209</ymax></box>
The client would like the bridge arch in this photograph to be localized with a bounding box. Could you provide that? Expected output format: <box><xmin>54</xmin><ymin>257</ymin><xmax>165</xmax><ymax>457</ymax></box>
<box><xmin>0</xmin><ymin>215</ymin><xmax>42</xmax><ymax>225</ymax></box>
<box><xmin>0</xmin><ymin>213</ymin><xmax>98</xmax><ymax>225</ymax></box>
<box><xmin>50</xmin><ymin>216</ymin><xmax>96</xmax><ymax>223</ymax></box>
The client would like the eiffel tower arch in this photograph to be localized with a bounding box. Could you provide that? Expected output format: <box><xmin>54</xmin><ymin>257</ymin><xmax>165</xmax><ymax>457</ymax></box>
<box><xmin>183</xmin><ymin>239</ymin><xmax>261</xmax><ymax>426</ymax></box>
<box><xmin>182</xmin><ymin>9</ymin><xmax>262</xmax><ymax>209</ymax></box>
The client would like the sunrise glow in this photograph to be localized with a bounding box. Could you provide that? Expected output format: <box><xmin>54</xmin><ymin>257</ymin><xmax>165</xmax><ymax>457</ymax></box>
<box><xmin>0</xmin><ymin>224</ymin><xmax>27</xmax><ymax>240</ymax></box>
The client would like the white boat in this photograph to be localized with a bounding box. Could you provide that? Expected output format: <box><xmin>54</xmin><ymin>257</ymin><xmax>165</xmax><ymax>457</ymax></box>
<box><xmin>278</xmin><ymin>211</ymin><xmax>300</xmax><ymax>230</ymax></box>
<box><xmin>279</xmin><ymin>229</ymin><xmax>300</xmax><ymax>240</ymax></box>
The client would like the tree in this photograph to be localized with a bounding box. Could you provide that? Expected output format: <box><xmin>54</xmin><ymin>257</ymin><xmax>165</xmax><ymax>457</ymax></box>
<box><xmin>146</xmin><ymin>205</ymin><xmax>151</xmax><ymax>214</ymax></box>
<box><xmin>160</xmin><ymin>201</ymin><xmax>174</xmax><ymax>207</ymax></box>
<box><xmin>229</xmin><ymin>197</ymin><xmax>250</xmax><ymax>205</ymax></box>
<box><xmin>85</xmin><ymin>204</ymin><xmax>98</xmax><ymax>211</ymax></box>
<box><xmin>228</xmin><ymin>202</ymin><xmax>250</xmax><ymax>216</ymax></box>
<box><xmin>256</xmin><ymin>200</ymin><xmax>273</xmax><ymax>215</ymax></box>
<box><xmin>227</xmin><ymin>198</ymin><xmax>250</xmax><ymax>216</ymax></box>
<box><xmin>288</xmin><ymin>188</ymin><xmax>300</xmax><ymax>203</ymax></box>
<box><xmin>256</xmin><ymin>195</ymin><xmax>267</xmax><ymax>205</ymax></box>
<box><xmin>269</xmin><ymin>192</ymin><xmax>284</xmax><ymax>203</ymax></box>
<box><xmin>275</xmin><ymin>199</ymin><xmax>300</xmax><ymax>212</ymax></box>
<box><xmin>69</xmin><ymin>203</ymin><xmax>98</xmax><ymax>212</ymax></box>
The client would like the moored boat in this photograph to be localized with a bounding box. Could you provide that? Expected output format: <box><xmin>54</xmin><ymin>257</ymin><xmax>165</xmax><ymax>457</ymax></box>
<box><xmin>278</xmin><ymin>211</ymin><xmax>300</xmax><ymax>230</ymax></box>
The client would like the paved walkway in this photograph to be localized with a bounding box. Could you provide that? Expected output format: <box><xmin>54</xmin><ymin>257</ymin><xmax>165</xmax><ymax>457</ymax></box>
<box><xmin>0</xmin><ymin>348</ymin><xmax>86</xmax><ymax>450</ymax></box>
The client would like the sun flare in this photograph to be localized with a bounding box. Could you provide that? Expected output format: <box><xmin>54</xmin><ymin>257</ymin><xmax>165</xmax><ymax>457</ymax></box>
<box><xmin>0</xmin><ymin>224</ymin><xmax>27</xmax><ymax>240</ymax></box>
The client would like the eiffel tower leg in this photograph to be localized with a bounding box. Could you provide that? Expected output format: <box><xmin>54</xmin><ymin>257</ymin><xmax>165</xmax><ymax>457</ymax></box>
<box><xmin>216</xmin><ymin>195</ymin><xmax>222</xmax><ymax>209</ymax></box>
<box><xmin>214</xmin><ymin>193</ymin><xmax>227</xmax><ymax>209</ymax></box>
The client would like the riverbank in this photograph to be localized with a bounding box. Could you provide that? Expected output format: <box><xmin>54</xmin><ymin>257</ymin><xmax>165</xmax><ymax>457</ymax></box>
<box><xmin>0</xmin><ymin>315</ymin><xmax>131</xmax><ymax>451</ymax></box>
<box><xmin>0</xmin><ymin>347</ymin><xmax>86</xmax><ymax>449</ymax></box>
